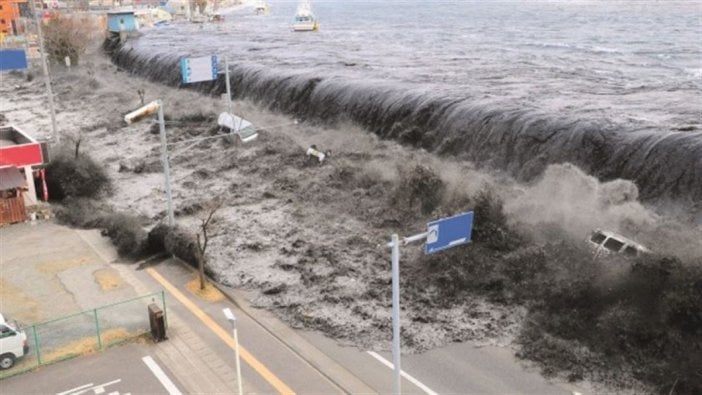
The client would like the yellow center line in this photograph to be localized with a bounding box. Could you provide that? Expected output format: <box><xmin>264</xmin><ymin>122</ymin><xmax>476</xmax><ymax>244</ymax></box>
<box><xmin>145</xmin><ymin>267</ymin><xmax>296</xmax><ymax>395</ymax></box>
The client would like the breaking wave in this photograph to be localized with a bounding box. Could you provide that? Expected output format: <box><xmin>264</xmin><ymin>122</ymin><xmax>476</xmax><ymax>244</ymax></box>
<box><xmin>107</xmin><ymin>40</ymin><xmax>702</xmax><ymax>211</ymax></box>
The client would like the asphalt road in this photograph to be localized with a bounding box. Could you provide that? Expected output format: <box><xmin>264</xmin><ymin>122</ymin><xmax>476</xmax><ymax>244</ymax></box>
<box><xmin>298</xmin><ymin>330</ymin><xmax>583</xmax><ymax>395</ymax></box>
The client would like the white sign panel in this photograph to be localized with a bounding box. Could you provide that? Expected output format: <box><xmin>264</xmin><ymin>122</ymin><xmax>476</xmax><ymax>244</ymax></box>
<box><xmin>180</xmin><ymin>55</ymin><xmax>218</xmax><ymax>84</ymax></box>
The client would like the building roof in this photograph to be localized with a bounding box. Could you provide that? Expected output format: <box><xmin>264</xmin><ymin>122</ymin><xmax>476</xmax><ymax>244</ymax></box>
<box><xmin>0</xmin><ymin>166</ymin><xmax>26</xmax><ymax>190</ymax></box>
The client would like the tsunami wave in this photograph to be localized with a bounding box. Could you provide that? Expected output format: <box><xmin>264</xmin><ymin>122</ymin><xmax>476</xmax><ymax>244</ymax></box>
<box><xmin>107</xmin><ymin>39</ymin><xmax>702</xmax><ymax>211</ymax></box>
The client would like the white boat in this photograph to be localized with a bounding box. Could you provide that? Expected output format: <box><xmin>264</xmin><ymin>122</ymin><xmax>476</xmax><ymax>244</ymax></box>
<box><xmin>293</xmin><ymin>0</ymin><xmax>318</xmax><ymax>32</ymax></box>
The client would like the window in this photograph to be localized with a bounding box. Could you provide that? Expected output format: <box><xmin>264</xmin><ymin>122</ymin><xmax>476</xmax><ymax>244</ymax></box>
<box><xmin>603</xmin><ymin>237</ymin><xmax>624</xmax><ymax>252</ymax></box>
<box><xmin>590</xmin><ymin>232</ymin><xmax>606</xmax><ymax>244</ymax></box>
<box><xmin>0</xmin><ymin>325</ymin><xmax>15</xmax><ymax>338</ymax></box>
<box><xmin>623</xmin><ymin>246</ymin><xmax>638</xmax><ymax>257</ymax></box>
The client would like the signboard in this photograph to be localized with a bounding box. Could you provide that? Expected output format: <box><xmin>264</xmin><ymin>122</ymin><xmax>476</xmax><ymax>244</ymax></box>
<box><xmin>0</xmin><ymin>126</ymin><xmax>44</xmax><ymax>167</ymax></box>
<box><xmin>425</xmin><ymin>211</ymin><xmax>473</xmax><ymax>254</ymax></box>
<box><xmin>0</xmin><ymin>49</ymin><xmax>28</xmax><ymax>72</ymax></box>
<box><xmin>180</xmin><ymin>55</ymin><xmax>217</xmax><ymax>84</ymax></box>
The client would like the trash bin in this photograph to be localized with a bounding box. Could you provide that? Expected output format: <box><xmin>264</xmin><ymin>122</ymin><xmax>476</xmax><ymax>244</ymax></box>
<box><xmin>148</xmin><ymin>303</ymin><xmax>167</xmax><ymax>342</ymax></box>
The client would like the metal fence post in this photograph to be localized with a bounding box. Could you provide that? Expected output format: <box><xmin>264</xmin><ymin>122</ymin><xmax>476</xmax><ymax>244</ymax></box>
<box><xmin>161</xmin><ymin>290</ymin><xmax>168</xmax><ymax>329</ymax></box>
<box><xmin>94</xmin><ymin>309</ymin><xmax>102</xmax><ymax>350</ymax></box>
<box><xmin>31</xmin><ymin>325</ymin><xmax>41</xmax><ymax>366</ymax></box>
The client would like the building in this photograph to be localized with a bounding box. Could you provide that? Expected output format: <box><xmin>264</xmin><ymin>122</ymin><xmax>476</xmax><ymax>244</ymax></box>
<box><xmin>0</xmin><ymin>125</ymin><xmax>49</xmax><ymax>209</ymax></box>
<box><xmin>0</xmin><ymin>165</ymin><xmax>27</xmax><ymax>224</ymax></box>
<box><xmin>106</xmin><ymin>10</ymin><xmax>138</xmax><ymax>32</ymax></box>
<box><xmin>0</xmin><ymin>0</ymin><xmax>28</xmax><ymax>35</ymax></box>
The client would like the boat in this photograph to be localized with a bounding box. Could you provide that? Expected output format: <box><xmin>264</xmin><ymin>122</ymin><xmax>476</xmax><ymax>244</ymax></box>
<box><xmin>293</xmin><ymin>0</ymin><xmax>318</xmax><ymax>32</ymax></box>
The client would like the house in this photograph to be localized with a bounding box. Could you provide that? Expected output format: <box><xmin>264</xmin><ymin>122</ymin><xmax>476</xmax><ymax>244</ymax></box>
<box><xmin>107</xmin><ymin>10</ymin><xmax>139</xmax><ymax>33</ymax></box>
<box><xmin>0</xmin><ymin>125</ymin><xmax>49</xmax><ymax>208</ymax></box>
<box><xmin>0</xmin><ymin>165</ymin><xmax>27</xmax><ymax>224</ymax></box>
<box><xmin>0</xmin><ymin>0</ymin><xmax>28</xmax><ymax>35</ymax></box>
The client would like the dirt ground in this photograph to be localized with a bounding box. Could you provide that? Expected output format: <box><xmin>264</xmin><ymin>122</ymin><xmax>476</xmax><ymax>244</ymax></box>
<box><xmin>2</xmin><ymin>44</ymin><xmax>700</xmax><ymax>393</ymax></box>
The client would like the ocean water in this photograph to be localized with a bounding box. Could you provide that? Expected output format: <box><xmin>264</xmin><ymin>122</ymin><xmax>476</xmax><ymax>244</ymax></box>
<box><xmin>115</xmin><ymin>0</ymin><xmax>702</xmax><ymax>205</ymax></box>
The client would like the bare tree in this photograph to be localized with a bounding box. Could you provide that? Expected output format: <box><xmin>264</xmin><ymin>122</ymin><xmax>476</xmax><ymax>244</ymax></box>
<box><xmin>195</xmin><ymin>197</ymin><xmax>224</xmax><ymax>290</ymax></box>
<box><xmin>71</xmin><ymin>134</ymin><xmax>82</xmax><ymax>159</ymax></box>
<box><xmin>42</xmin><ymin>14</ymin><xmax>98</xmax><ymax>65</ymax></box>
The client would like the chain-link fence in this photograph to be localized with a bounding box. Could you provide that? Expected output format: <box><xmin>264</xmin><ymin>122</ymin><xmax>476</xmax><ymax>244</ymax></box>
<box><xmin>0</xmin><ymin>291</ymin><xmax>166</xmax><ymax>379</ymax></box>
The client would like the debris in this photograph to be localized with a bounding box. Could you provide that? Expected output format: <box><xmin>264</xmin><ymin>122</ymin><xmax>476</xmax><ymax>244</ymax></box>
<box><xmin>306</xmin><ymin>144</ymin><xmax>331</xmax><ymax>164</ymax></box>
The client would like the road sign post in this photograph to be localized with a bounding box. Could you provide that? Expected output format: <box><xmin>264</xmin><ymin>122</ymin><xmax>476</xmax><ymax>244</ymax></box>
<box><xmin>386</xmin><ymin>211</ymin><xmax>473</xmax><ymax>395</ymax></box>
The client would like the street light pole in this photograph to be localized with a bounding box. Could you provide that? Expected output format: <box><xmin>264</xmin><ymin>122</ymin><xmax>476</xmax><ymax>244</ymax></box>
<box><xmin>124</xmin><ymin>100</ymin><xmax>175</xmax><ymax>226</ymax></box>
<box><xmin>223</xmin><ymin>308</ymin><xmax>243</xmax><ymax>395</ymax></box>
<box><xmin>390</xmin><ymin>233</ymin><xmax>401</xmax><ymax>395</ymax></box>
<box><xmin>156</xmin><ymin>100</ymin><xmax>175</xmax><ymax>226</ymax></box>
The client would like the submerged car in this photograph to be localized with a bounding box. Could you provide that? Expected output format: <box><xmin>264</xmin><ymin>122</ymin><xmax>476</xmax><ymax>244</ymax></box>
<box><xmin>588</xmin><ymin>229</ymin><xmax>651</xmax><ymax>258</ymax></box>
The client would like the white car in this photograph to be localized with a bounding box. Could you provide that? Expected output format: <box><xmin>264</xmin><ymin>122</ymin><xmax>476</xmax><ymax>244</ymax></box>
<box><xmin>588</xmin><ymin>229</ymin><xmax>651</xmax><ymax>258</ymax></box>
<box><xmin>0</xmin><ymin>313</ymin><xmax>29</xmax><ymax>369</ymax></box>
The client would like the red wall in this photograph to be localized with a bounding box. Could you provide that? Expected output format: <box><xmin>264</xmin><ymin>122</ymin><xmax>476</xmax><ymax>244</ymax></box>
<box><xmin>0</xmin><ymin>143</ymin><xmax>43</xmax><ymax>167</ymax></box>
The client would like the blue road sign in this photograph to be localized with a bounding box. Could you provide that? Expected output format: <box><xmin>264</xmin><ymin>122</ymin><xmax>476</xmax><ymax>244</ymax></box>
<box><xmin>425</xmin><ymin>211</ymin><xmax>473</xmax><ymax>254</ymax></box>
<box><xmin>180</xmin><ymin>55</ymin><xmax>218</xmax><ymax>84</ymax></box>
<box><xmin>0</xmin><ymin>49</ymin><xmax>28</xmax><ymax>72</ymax></box>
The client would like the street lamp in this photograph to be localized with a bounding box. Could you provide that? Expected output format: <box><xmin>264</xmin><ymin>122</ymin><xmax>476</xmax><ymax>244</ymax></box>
<box><xmin>222</xmin><ymin>307</ymin><xmax>243</xmax><ymax>395</ymax></box>
<box><xmin>124</xmin><ymin>100</ymin><xmax>175</xmax><ymax>226</ymax></box>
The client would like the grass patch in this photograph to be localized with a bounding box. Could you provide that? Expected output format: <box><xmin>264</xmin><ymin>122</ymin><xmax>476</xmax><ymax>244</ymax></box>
<box><xmin>94</xmin><ymin>269</ymin><xmax>125</xmax><ymax>291</ymax></box>
<box><xmin>36</xmin><ymin>257</ymin><xmax>92</xmax><ymax>274</ymax></box>
<box><xmin>0</xmin><ymin>279</ymin><xmax>42</xmax><ymax>324</ymax></box>
<box><xmin>41</xmin><ymin>328</ymin><xmax>132</xmax><ymax>364</ymax></box>
<box><xmin>186</xmin><ymin>276</ymin><xmax>224</xmax><ymax>302</ymax></box>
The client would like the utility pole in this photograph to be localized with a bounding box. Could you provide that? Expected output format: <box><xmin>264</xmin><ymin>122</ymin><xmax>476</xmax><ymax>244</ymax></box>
<box><xmin>124</xmin><ymin>100</ymin><xmax>175</xmax><ymax>226</ymax></box>
<box><xmin>30</xmin><ymin>0</ymin><xmax>59</xmax><ymax>144</ymax></box>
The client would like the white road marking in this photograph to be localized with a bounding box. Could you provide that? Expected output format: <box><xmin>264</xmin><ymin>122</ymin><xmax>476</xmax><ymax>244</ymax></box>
<box><xmin>142</xmin><ymin>356</ymin><xmax>182</xmax><ymax>395</ymax></box>
<box><xmin>56</xmin><ymin>380</ymin><xmax>127</xmax><ymax>395</ymax></box>
<box><xmin>57</xmin><ymin>383</ymin><xmax>94</xmax><ymax>395</ymax></box>
<box><xmin>366</xmin><ymin>351</ymin><xmax>439</xmax><ymax>395</ymax></box>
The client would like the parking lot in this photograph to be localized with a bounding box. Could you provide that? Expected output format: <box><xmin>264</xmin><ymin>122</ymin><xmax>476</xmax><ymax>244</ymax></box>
<box><xmin>0</xmin><ymin>221</ymin><xmax>155</xmax><ymax>378</ymax></box>
<box><xmin>0</xmin><ymin>343</ymin><xmax>183</xmax><ymax>394</ymax></box>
